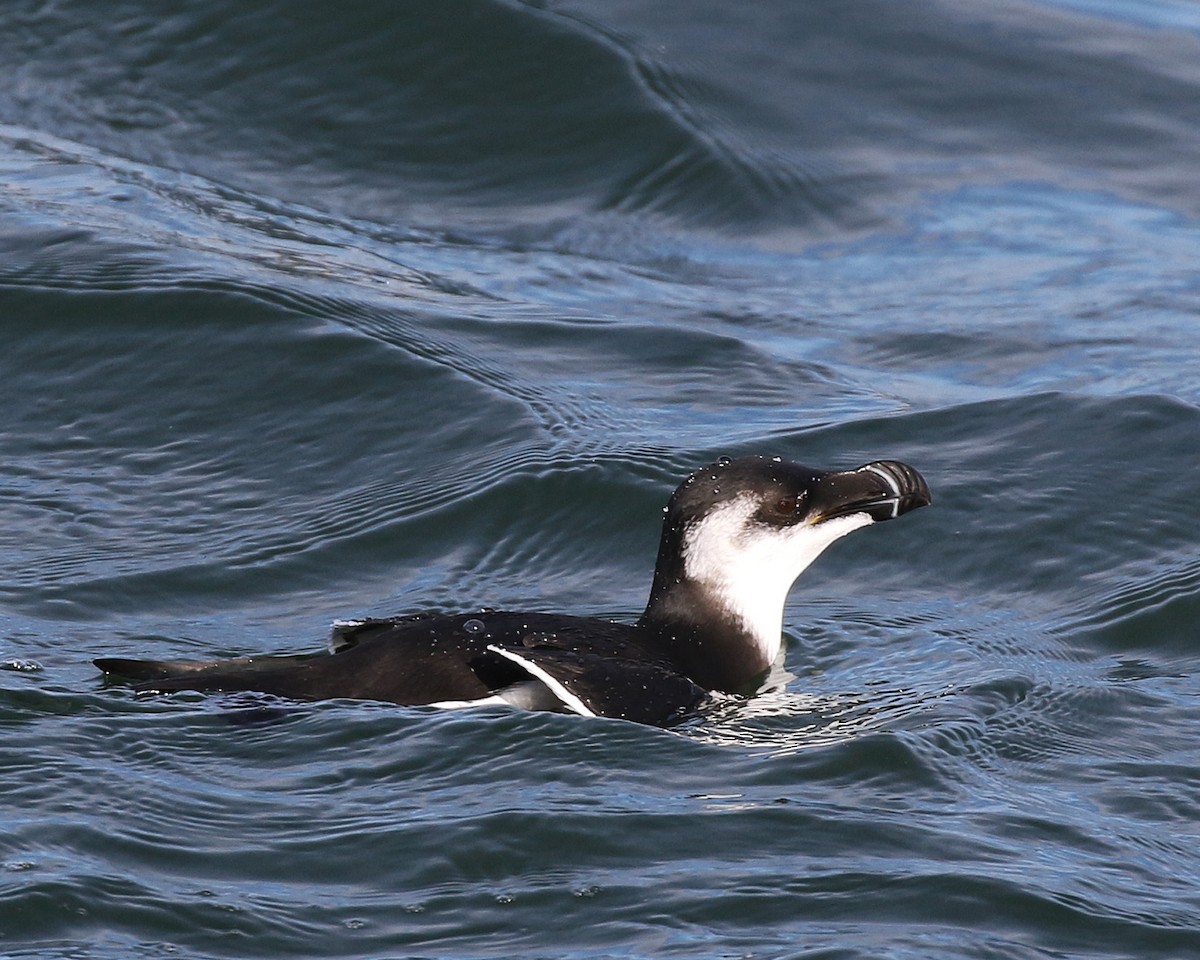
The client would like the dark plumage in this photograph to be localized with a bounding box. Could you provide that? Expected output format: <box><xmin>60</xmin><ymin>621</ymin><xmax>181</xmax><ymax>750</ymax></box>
<box><xmin>96</xmin><ymin>455</ymin><xmax>930</xmax><ymax>726</ymax></box>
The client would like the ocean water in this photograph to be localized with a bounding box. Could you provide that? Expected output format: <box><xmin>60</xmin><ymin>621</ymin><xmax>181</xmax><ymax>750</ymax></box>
<box><xmin>2</xmin><ymin>1</ymin><xmax>1200</xmax><ymax>957</ymax></box>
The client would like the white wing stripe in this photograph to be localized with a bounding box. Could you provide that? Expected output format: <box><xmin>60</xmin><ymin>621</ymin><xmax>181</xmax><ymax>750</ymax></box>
<box><xmin>485</xmin><ymin>644</ymin><xmax>596</xmax><ymax>718</ymax></box>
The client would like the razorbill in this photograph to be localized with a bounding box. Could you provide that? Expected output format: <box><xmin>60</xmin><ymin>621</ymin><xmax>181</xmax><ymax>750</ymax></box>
<box><xmin>95</xmin><ymin>455</ymin><xmax>930</xmax><ymax>726</ymax></box>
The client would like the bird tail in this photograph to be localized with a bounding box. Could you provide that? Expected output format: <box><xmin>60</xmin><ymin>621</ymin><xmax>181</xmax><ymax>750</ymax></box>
<box><xmin>94</xmin><ymin>653</ymin><xmax>322</xmax><ymax>693</ymax></box>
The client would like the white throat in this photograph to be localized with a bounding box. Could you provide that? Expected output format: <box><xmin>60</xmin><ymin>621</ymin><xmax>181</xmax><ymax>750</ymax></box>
<box><xmin>681</xmin><ymin>496</ymin><xmax>874</xmax><ymax>665</ymax></box>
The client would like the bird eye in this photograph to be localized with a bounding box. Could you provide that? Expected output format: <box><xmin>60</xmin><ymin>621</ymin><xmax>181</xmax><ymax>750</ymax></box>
<box><xmin>756</xmin><ymin>491</ymin><xmax>807</xmax><ymax>527</ymax></box>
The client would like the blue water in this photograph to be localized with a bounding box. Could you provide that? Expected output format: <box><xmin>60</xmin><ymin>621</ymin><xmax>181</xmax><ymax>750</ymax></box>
<box><xmin>2</xmin><ymin>1</ymin><xmax>1200</xmax><ymax>957</ymax></box>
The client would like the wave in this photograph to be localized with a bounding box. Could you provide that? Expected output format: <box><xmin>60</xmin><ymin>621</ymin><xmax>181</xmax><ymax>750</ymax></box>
<box><xmin>0</xmin><ymin>0</ymin><xmax>877</xmax><ymax>236</ymax></box>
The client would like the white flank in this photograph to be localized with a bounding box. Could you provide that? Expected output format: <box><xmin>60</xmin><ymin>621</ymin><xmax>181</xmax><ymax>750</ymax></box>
<box><xmin>428</xmin><ymin>694</ymin><xmax>510</xmax><ymax>710</ymax></box>
<box><xmin>485</xmin><ymin>644</ymin><xmax>597</xmax><ymax>718</ymax></box>
<box><xmin>682</xmin><ymin>495</ymin><xmax>874</xmax><ymax>665</ymax></box>
<box><xmin>428</xmin><ymin>681</ymin><xmax>564</xmax><ymax>712</ymax></box>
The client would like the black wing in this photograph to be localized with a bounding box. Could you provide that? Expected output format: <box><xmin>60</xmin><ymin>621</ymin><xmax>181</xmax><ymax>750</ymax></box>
<box><xmin>95</xmin><ymin>610</ymin><xmax>707</xmax><ymax>725</ymax></box>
